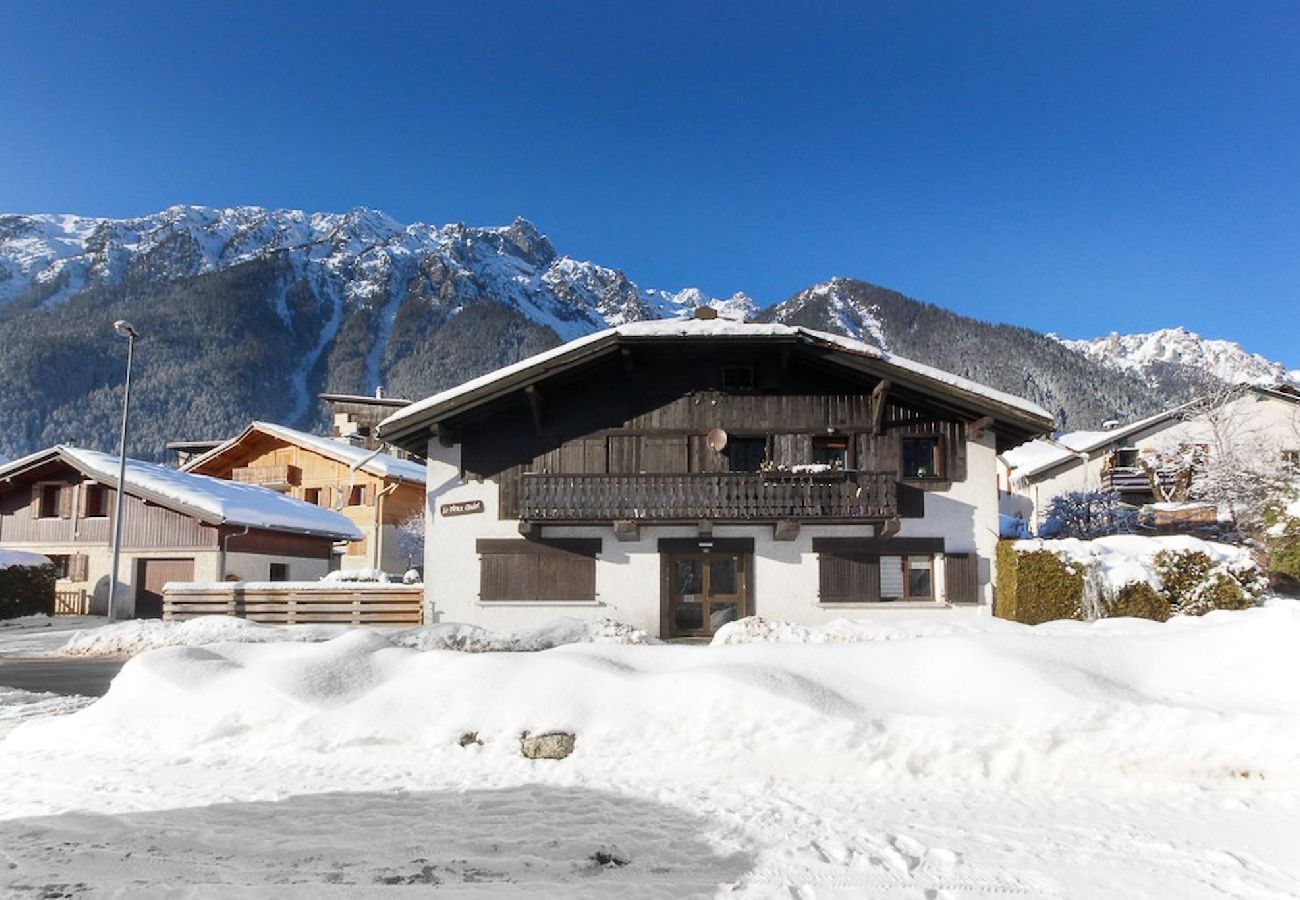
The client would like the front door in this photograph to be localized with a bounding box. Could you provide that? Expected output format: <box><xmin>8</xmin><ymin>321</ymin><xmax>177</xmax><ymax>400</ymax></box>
<box><xmin>665</xmin><ymin>552</ymin><xmax>748</xmax><ymax>638</ymax></box>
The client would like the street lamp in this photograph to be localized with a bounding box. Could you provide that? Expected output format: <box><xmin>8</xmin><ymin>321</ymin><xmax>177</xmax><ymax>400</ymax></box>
<box><xmin>106</xmin><ymin>320</ymin><xmax>139</xmax><ymax>623</ymax></box>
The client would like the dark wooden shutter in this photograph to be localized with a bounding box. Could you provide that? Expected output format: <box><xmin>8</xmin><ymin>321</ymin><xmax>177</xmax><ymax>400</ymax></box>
<box><xmin>945</xmin><ymin>553</ymin><xmax>978</xmax><ymax>604</ymax></box>
<box><xmin>818</xmin><ymin>551</ymin><xmax>880</xmax><ymax>603</ymax></box>
<box><xmin>948</xmin><ymin>432</ymin><xmax>967</xmax><ymax>482</ymax></box>
<box><xmin>57</xmin><ymin>486</ymin><xmax>73</xmax><ymax>519</ymax></box>
<box><xmin>641</xmin><ymin>436</ymin><xmax>687</xmax><ymax>473</ymax></box>
<box><xmin>607</xmin><ymin>436</ymin><xmax>640</xmax><ymax>474</ymax></box>
<box><xmin>78</xmin><ymin>483</ymin><xmax>90</xmax><ymax>518</ymax></box>
<box><xmin>478</xmin><ymin>539</ymin><xmax>599</xmax><ymax>602</ymax></box>
<box><xmin>29</xmin><ymin>484</ymin><xmax>42</xmax><ymax>517</ymax></box>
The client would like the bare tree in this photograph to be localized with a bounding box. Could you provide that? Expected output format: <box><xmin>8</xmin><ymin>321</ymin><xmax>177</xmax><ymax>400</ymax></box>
<box><xmin>395</xmin><ymin>509</ymin><xmax>425</xmax><ymax>571</ymax></box>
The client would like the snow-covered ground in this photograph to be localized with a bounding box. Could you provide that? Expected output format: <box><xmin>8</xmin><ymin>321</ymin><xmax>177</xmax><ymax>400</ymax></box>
<box><xmin>2</xmin><ymin>604</ymin><xmax>1299</xmax><ymax>896</ymax></box>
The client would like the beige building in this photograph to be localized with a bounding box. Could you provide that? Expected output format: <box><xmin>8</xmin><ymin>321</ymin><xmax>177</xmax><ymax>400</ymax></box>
<box><xmin>183</xmin><ymin>422</ymin><xmax>426</xmax><ymax>574</ymax></box>
<box><xmin>1000</xmin><ymin>385</ymin><xmax>1300</xmax><ymax>530</ymax></box>
<box><xmin>0</xmin><ymin>446</ymin><xmax>361</xmax><ymax>617</ymax></box>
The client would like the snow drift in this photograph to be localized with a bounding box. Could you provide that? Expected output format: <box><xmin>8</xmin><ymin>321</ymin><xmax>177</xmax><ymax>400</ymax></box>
<box><xmin>14</xmin><ymin>602</ymin><xmax>1300</xmax><ymax>789</ymax></box>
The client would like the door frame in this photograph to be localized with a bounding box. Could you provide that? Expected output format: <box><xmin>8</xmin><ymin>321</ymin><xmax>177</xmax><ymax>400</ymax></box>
<box><xmin>657</xmin><ymin>537</ymin><xmax>755</xmax><ymax>639</ymax></box>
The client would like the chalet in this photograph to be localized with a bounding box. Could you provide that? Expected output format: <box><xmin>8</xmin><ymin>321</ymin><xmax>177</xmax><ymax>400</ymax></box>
<box><xmin>1000</xmin><ymin>385</ymin><xmax>1300</xmax><ymax>530</ymax></box>
<box><xmin>319</xmin><ymin>391</ymin><xmax>414</xmax><ymax>451</ymax></box>
<box><xmin>0</xmin><ymin>446</ymin><xmax>361</xmax><ymax>617</ymax></box>
<box><xmin>378</xmin><ymin>313</ymin><xmax>1055</xmax><ymax>638</ymax></box>
<box><xmin>182</xmin><ymin>422</ymin><xmax>426</xmax><ymax>573</ymax></box>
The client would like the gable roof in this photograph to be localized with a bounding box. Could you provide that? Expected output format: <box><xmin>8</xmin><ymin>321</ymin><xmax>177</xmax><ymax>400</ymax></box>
<box><xmin>378</xmin><ymin>318</ymin><xmax>1056</xmax><ymax>450</ymax></box>
<box><xmin>0</xmin><ymin>446</ymin><xmax>362</xmax><ymax>540</ymax></box>
<box><xmin>183</xmin><ymin>421</ymin><xmax>426</xmax><ymax>484</ymax></box>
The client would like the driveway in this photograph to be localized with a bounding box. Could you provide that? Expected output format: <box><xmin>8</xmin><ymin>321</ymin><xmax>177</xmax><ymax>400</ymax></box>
<box><xmin>0</xmin><ymin>657</ymin><xmax>126</xmax><ymax>697</ymax></box>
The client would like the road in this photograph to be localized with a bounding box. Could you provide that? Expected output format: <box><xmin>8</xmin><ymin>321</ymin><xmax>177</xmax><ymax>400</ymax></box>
<box><xmin>0</xmin><ymin>657</ymin><xmax>125</xmax><ymax>697</ymax></box>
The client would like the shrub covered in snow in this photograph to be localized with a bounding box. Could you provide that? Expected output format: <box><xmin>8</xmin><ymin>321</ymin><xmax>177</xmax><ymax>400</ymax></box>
<box><xmin>995</xmin><ymin>542</ymin><xmax>1085</xmax><ymax>624</ymax></box>
<box><xmin>1106</xmin><ymin>582</ymin><xmax>1170</xmax><ymax>622</ymax></box>
<box><xmin>1039</xmin><ymin>490</ymin><xmax>1137</xmax><ymax>540</ymax></box>
<box><xmin>321</xmin><ymin>568</ymin><xmax>394</xmax><ymax>583</ymax></box>
<box><xmin>392</xmin><ymin>617</ymin><xmax>656</xmax><ymax>653</ymax></box>
<box><xmin>0</xmin><ymin>553</ymin><xmax>55</xmax><ymax>620</ymax></box>
<box><xmin>998</xmin><ymin>535</ymin><xmax>1264</xmax><ymax>624</ymax></box>
<box><xmin>1152</xmin><ymin>550</ymin><xmax>1265</xmax><ymax>616</ymax></box>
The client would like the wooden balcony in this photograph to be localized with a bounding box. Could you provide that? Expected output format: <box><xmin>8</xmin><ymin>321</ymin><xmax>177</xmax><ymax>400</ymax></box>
<box><xmin>1100</xmin><ymin>466</ymin><xmax>1152</xmax><ymax>495</ymax></box>
<box><xmin>520</xmin><ymin>470</ymin><xmax>897</xmax><ymax>524</ymax></box>
<box><xmin>231</xmin><ymin>464</ymin><xmax>301</xmax><ymax>490</ymax></box>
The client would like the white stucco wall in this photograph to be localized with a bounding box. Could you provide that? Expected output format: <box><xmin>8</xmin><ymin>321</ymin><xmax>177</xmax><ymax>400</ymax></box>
<box><xmin>423</xmin><ymin>431</ymin><xmax>1002</xmax><ymax>633</ymax></box>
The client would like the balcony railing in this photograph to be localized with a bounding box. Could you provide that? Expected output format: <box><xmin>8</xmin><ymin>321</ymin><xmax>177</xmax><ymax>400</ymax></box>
<box><xmin>232</xmin><ymin>464</ymin><xmax>301</xmax><ymax>489</ymax></box>
<box><xmin>1100</xmin><ymin>466</ymin><xmax>1152</xmax><ymax>494</ymax></box>
<box><xmin>520</xmin><ymin>470</ymin><xmax>897</xmax><ymax>523</ymax></box>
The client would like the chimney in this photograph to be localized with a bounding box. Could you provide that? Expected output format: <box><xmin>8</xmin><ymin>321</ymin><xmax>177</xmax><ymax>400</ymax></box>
<box><xmin>375</xmin><ymin>386</ymin><xmax>384</xmax><ymax>399</ymax></box>
<box><xmin>693</xmin><ymin>306</ymin><xmax>718</xmax><ymax>321</ymax></box>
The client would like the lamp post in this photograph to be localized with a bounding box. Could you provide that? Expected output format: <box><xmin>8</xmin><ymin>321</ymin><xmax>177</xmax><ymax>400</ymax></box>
<box><xmin>106</xmin><ymin>320</ymin><xmax>139</xmax><ymax>623</ymax></box>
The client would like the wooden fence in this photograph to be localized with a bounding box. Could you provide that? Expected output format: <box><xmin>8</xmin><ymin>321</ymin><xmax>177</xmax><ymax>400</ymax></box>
<box><xmin>163</xmin><ymin>583</ymin><xmax>423</xmax><ymax>625</ymax></box>
<box><xmin>54</xmin><ymin>589</ymin><xmax>89</xmax><ymax>616</ymax></box>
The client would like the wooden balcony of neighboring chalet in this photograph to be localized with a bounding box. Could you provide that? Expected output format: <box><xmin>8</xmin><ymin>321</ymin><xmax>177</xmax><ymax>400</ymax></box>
<box><xmin>1100</xmin><ymin>466</ymin><xmax>1152</xmax><ymax>494</ymax></box>
<box><xmin>231</xmin><ymin>464</ymin><xmax>301</xmax><ymax>490</ymax></box>
<box><xmin>519</xmin><ymin>470</ymin><xmax>897</xmax><ymax>525</ymax></box>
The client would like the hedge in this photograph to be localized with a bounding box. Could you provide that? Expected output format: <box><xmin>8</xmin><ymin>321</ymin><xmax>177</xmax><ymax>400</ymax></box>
<box><xmin>0</xmin><ymin>563</ymin><xmax>57</xmax><ymax>620</ymax></box>
<box><xmin>1265</xmin><ymin>518</ymin><xmax>1300</xmax><ymax>592</ymax></box>
<box><xmin>1104</xmin><ymin>582</ymin><xmax>1170</xmax><ymax>622</ymax></box>
<box><xmin>995</xmin><ymin>541</ymin><xmax>1085</xmax><ymax>625</ymax></box>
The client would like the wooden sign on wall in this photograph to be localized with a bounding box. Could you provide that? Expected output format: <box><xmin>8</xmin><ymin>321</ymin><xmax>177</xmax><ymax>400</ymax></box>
<box><xmin>439</xmin><ymin>499</ymin><xmax>485</xmax><ymax>517</ymax></box>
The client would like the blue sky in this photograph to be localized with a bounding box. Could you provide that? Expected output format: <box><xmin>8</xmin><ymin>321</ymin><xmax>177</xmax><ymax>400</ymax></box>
<box><xmin>2</xmin><ymin>1</ymin><xmax>1297</xmax><ymax>365</ymax></box>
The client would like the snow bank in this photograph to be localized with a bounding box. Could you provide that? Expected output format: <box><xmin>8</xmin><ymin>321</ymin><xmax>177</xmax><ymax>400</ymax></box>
<box><xmin>1013</xmin><ymin>534</ymin><xmax>1252</xmax><ymax>591</ymax></box>
<box><xmin>321</xmin><ymin>568</ymin><xmax>395</xmax><ymax>583</ymax></box>
<box><xmin>14</xmin><ymin>602</ymin><xmax>1300</xmax><ymax>789</ymax></box>
<box><xmin>0</xmin><ymin>550</ymin><xmax>50</xmax><ymax>570</ymax></box>
<box><xmin>51</xmin><ymin>615</ymin><xmax>653</xmax><ymax>657</ymax></box>
<box><xmin>392</xmin><ymin>617</ymin><xmax>657</xmax><ymax>652</ymax></box>
<box><xmin>55</xmin><ymin>616</ymin><xmax>348</xmax><ymax>657</ymax></box>
<box><xmin>712</xmin><ymin>614</ymin><xmax>1023</xmax><ymax>645</ymax></box>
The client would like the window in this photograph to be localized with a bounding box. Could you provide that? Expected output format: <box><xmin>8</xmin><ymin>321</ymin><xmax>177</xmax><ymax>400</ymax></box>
<box><xmin>46</xmin><ymin>554</ymin><xmax>71</xmax><ymax>579</ymax></box>
<box><xmin>1114</xmin><ymin>448</ymin><xmax>1141</xmax><ymax>468</ymax></box>
<box><xmin>816</xmin><ymin>539</ymin><xmax>943</xmax><ymax>603</ymax></box>
<box><xmin>304</xmin><ymin>487</ymin><xmax>323</xmax><ymax>506</ymax></box>
<box><xmin>812</xmin><ymin>435</ymin><xmax>850</xmax><ymax>468</ymax></box>
<box><xmin>268</xmin><ymin>563</ymin><xmax>290</xmax><ymax>582</ymax></box>
<box><xmin>83</xmin><ymin>483</ymin><xmax>110</xmax><ymax>518</ymax></box>
<box><xmin>901</xmin><ymin>437</ymin><xmax>941</xmax><ymax>478</ymax></box>
<box><xmin>722</xmin><ymin>363</ymin><xmax>755</xmax><ymax>392</ymax></box>
<box><xmin>478</xmin><ymin>539</ymin><xmax>599</xmax><ymax>603</ymax></box>
<box><xmin>880</xmin><ymin>555</ymin><xmax>933</xmax><ymax>601</ymax></box>
<box><xmin>347</xmin><ymin>485</ymin><xmax>367</xmax><ymax>506</ymax></box>
<box><xmin>726</xmin><ymin>436</ymin><xmax>767</xmax><ymax>472</ymax></box>
<box><xmin>38</xmin><ymin>484</ymin><xmax>63</xmax><ymax>518</ymax></box>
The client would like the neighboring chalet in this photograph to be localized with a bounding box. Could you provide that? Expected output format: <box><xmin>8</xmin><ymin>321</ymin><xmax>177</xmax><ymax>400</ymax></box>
<box><xmin>0</xmin><ymin>446</ymin><xmax>361</xmax><ymax>617</ymax></box>
<box><xmin>1000</xmin><ymin>384</ymin><xmax>1300</xmax><ymax>530</ymax></box>
<box><xmin>320</xmin><ymin>391</ymin><xmax>414</xmax><ymax>451</ymax></box>
<box><xmin>182</xmin><ymin>422</ymin><xmax>426</xmax><ymax>573</ymax></box>
<box><xmin>378</xmin><ymin>313</ymin><xmax>1054</xmax><ymax>638</ymax></box>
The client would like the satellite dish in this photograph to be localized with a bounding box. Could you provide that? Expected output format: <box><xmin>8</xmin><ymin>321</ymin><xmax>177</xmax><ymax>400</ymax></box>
<box><xmin>706</xmin><ymin>428</ymin><xmax>729</xmax><ymax>452</ymax></box>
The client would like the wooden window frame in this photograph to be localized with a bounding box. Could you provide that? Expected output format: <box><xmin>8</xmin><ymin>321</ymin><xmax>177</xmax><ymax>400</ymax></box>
<box><xmin>36</xmin><ymin>483</ymin><xmax>66</xmax><ymax>519</ymax></box>
<box><xmin>900</xmin><ymin>435</ymin><xmax>944</xmax><ymax>480</ymax></box>
<box><xmin>304</xmin><ymin>487</ymin><xmax>323</xmax><ymax>506</ymax></box>
<box><xmin>82</xmin><ymin>483</ymin><xmax>110</xmax><ymax>518</ymax></box>
<box><xmin>879</xmin><ymin>553</ymin><xmax>935</xmax><ymax>602</ymax></box>
<box><xmin>811</xmin><ymin>434</ymin><xmax>850</xmax><ymax>469</ymax></box>
<box><xmin>725</xmin><ymin>435</ymin><xmax>769</xmax><ymax>473</ymax></box>
<box><xmin>268</xmin><ymin>563</ymin><xmax>290</xmax><ymax>582</ymax></box>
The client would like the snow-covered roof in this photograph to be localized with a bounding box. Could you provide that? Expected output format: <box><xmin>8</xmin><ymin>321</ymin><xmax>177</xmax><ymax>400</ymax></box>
<box><xmin>184</xmin><ymin>422</ymin><xmax>426</xmax><ymax>484</ymax></box>
<box><xmin>0</xmin><ymin>446</ymin><xmax>361</xmax><ymax>540</ymax></box>
<box><xmin>380</xmin><ymin>317</ymin><xmax>1054</xmax><ymax>442</ymax></box>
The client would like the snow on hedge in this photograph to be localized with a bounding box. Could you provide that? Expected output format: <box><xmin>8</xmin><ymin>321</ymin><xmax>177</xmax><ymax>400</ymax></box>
<box><xmin>392</xmin><ymin>618</ymin><xmax>656</xmax><ymax>652</ymax></box>
<box><xmin>712</xmin><ymin>614</ymin><xmax>1024</xmax><ymax>645</ymax></box>
<box><xmin>0</xmin><ymin>550</ymin><xmax>51</xmax><ymax>570</ymax></box>
<box><xmin>1012</xmin><ymin>534</ymin><xmax>1253</xmax><ymax>590</ymax></box>
<box><xmin>12</xmin><ymin>601</ymin><xmax>1300</xmax><ymax>788</ymax></box>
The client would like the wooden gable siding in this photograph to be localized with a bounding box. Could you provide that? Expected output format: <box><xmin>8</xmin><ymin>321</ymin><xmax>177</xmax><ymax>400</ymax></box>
<box><xmin>191</xmin><ymin>431</ymin><xmax>418</xmax><ymax>525</ymax></box>
<box><xmin>0</xmin><ymin>465</ymin><xmax>218</xmax><ymax>549</ymax></box>
<box><xmin>456</xmin><ymin>349</ymin><xmax>973</xmax><ymax>519</ymax></box>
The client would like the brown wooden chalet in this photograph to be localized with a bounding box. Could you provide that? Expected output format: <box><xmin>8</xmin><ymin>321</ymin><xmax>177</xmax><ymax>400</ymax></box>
<box><xmin>379</xmin><ymin>312</ymin><xmax>1054</xmax><ymax>639</ymax></box>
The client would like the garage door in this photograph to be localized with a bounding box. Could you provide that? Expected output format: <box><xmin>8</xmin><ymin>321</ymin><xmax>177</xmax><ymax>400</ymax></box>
<box><xmin>135</xmin><ymin>558</ymin><xmax>195</xmax><ymax>619</ymax></box>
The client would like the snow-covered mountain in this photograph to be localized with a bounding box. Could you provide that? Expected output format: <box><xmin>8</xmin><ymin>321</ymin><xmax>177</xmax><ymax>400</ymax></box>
<box><xmin>1056</xmin><ymin>328</ymin><xmax>1300</xmax><ymax>390</ymax></box>
<box><xmin>0</xmin><ymin>204</ymin><xmax>1284</xmax><ymax>462</ymax></box>
<box><xmin>0</xmin><ymin>205</ymin><xmax>760</xmax><ymax>459</ymax></box>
